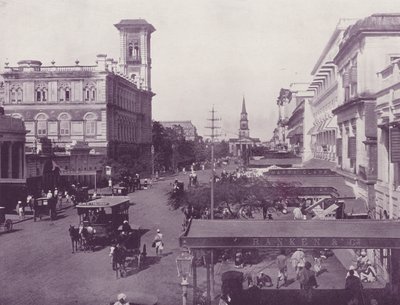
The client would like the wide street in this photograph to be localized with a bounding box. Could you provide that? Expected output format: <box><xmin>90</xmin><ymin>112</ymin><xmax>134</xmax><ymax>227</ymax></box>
<box><xmin>0</xmin><ymin>173</ymin><xmax>186</xmax><ymax>305</ymax></box>
<box><xmin>0</xmin><ymin>165</ymin><xmax>386</xmax><ymax>305</ymax></box>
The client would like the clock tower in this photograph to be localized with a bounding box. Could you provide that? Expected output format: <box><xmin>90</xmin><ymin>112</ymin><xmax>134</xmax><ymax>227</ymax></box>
<box><xmin>114</xmin><ymin>19</ymin><xmax>155</xmax><ymax>91</ymax></box>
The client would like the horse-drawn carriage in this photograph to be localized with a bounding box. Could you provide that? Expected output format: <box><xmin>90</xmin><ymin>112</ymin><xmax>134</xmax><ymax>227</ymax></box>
<box><xmin>76</xmin><ymin>196</ymin><xmax>131</xmax><ymax>244</ymax></box>
<box><xmin>0</xmin><ymin>206</ymin><xmax>13</xmax><ymax>232</ymax></box>
<box><xmin>112</xmin><ymin>226</ymin><xmax>147</xmax><ymax>278</ymax></box>
<box><xmin>112</xmin><ymin>186</ymin><xmax>129</xmax><ymax>196</ymax></box>
<box><xmin>33</xmin><ymin>197</ymin><xmax>57</xmax><ymax>221</ymax></box>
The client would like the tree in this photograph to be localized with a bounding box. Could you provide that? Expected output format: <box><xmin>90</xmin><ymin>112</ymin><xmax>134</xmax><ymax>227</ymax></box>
<box><xmin>168</xmin><ymin>176</ymin><xmax>299</xmax><ymax>219</ymax></box>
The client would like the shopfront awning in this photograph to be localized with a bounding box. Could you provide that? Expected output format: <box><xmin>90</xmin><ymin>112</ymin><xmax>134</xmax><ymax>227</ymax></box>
<box><xmin>324</xmin><ymin>116</ymin><xmax>338</xmax><ymax>130</ymax></box>
<box><xmin>180</xmin><ymin>219</ymin><xmax>400</xmax><ymax>249</ymax></box>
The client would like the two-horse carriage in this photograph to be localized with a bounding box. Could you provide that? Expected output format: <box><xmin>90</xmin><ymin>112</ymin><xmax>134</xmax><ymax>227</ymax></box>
<box><xmin>70</xmin><ymin>197</ymin><xmax>146</xmax><ymax>277</ymax></box>
<box><xmin>33</xmin><ymin>197</ymin><xmax>57</xmax><ymax>221</ymax></box>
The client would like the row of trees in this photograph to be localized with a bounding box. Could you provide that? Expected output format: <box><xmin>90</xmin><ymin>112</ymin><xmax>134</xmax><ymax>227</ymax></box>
<box><xmin>104</xmin><ymin>121</ymin><xmax>230</xmax><ymax>181</ymax></box>
<box><xmin>152</xmin><ymin>121</ymin><xmax>229</xmax><ymax>173</ymax></box>
<box><xmin>169</xmin><ymin>176</ymin><xmax>300</xmax><ymax>219</ymax></box>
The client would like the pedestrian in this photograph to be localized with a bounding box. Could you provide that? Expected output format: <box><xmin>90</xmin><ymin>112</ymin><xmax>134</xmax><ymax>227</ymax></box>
<box><xmin>17</xmin><ymin>200</ymin><xmax>24</xmax><ymax>219</ymax></box>
<box><xmin>346</xmin><ymin>265</ymin><xmax>360</xmax><ymax>279</ymax></box>
<box><xmin>276</xmin><ymin>249</ymin><xmax>288</xmax><ymax>289</ymax></box>
<box><xmin>360</xmin><ymin>260</ymin><xmax>377</xmax><ymax>283</ymax></box>
<box><xmin>345</xmin><ymin>269</ymin><xmax>363</xmax><ymax>305</ymax></box>
<box><xmin>153</xmin><ymin>229</ymin><xmax>164</xmax><ymax>256</ymax></box>
<box><xmin>293</xmin><ymin>206</ymin><xmax>303</xmax><ymax>220</ymax></box>
<box><xmin>291</xmin><ymin>248</ymin><xmax>306</xmax><ymax>277</ymax></box>
<box><xmin>313</xmin><ymin>250</ymin><xmax>322</xmax><ymax>276</ymax></box>
<box><xmin>65</xmin><ymin>190</ymin><xmax>70</xmax><ymax>204</ymax></box>
<box><xmin>108</xmin><ymin>178</ymin><xmax>113</xmax><ymax>190</ymax></box>
<box><xmin>299</xmin><ymin>261</ymin><xmax>318</xmax><ymax>304</ymax></box>
<box><xmin>113</xmin><ymin>293</ymin><xmax>129</xmax><ymax>305</ymax></box>
<box><xmin>46</xmin><ymin>190</ymin><xmax>53</xmax><ymax>199</ymax></box>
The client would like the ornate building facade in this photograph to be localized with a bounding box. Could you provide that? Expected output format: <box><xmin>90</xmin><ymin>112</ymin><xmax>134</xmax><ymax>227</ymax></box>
<box><xmin>0</xmin><ymin>108</ymin><xmax>26</xmax><ymax>210</ymax></box>
<box><xmin>0</xmin><ymin>19</ymin><xmax>155</xmax><ymax>162</ymax></box>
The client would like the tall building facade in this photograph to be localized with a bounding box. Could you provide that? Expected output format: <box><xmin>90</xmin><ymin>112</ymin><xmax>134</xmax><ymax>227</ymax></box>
<box><xmin>0</xmin><ymin>19</ymin><xmax>155</xmax><ymax>162</ymax></box>
<box><xmin>229</xmin><ymin>97</ymin><xmax>260</xmax><ymax>157</ymax></box>
<box><xmin>306</xmin><ymin>19</ymin><xmax>356</xmax><ymax>163</ymax></box>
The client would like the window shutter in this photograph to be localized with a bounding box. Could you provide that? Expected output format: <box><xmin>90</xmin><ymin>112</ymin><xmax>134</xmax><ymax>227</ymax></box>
<box><xmin>350</xmin><ymin>67</ymin><xmax>357</xmax><ymax>84</ymax></box>
<box><xmin>348</xmin><ymin>137</ymin><xmax>356</xmax><ymax>159</ymax></box>
<box><xmin>336</xmin><ymin>138</ymin><xmax>342</xmax><ymax>157</ymax></box>
<box><xmin>391</xmin><ymin>128</ymin><xmax>400</xmax><ymax>163</ymax></box>
<box><xmin>343</xmin><ymin>72</ymin><xmax>350</xmax><ymax>88</ymax></box>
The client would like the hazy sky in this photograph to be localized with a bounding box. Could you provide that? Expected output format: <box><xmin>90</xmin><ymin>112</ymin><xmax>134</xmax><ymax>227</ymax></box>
<box><xmin>1</xmin><ymin>0</ymin><xmax>400</xmax><ymax>140</ymax></box>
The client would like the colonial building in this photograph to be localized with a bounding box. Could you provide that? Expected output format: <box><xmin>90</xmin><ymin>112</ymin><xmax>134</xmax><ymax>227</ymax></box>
<box><xmin>229</xmin><ymin>97</ymin><xmax>260</xmax><ymax>157</ymax></box>
<box><xmin>0</xmin><ymin>107</ymin><xmax>26</xmax><ymax>210</ymax></box>
<box><xmin>375</xmin><ymin>59</ymin><xmax>400</xmax><ymax>220</ymax></box>
<box><xmin>159</xmin><ymin>121</ymin><xmax>198</xmax><ymax>141</ymax></box>
<box><xmin>306</xmin><ymin>19</ymin><xmax>356</xmax><ymax>163</ymax></box>
<box><xmin>0</xmin><ymin>19</ymin><xmax>155</xmax><ymax>163</ymax></box>
<box><xmin>286</xmin><ymin>83</ymin><xmax>313</xmax><ymax>157</ymax></box>
<box><xmin>333</xmin><ymin>14</ymin><xmax>400</xmax><ymax>213</ymax></box>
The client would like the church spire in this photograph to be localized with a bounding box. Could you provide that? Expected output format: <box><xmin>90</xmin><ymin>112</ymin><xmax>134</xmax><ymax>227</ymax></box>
<box><xmin>241</xmin><ymin>96</ymin><xmax>247</xmax><ymax>114</ymax></box>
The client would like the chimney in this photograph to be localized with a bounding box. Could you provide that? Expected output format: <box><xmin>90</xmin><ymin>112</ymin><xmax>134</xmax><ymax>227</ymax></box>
<box><xmin>106</xmin><ymin>58</ymin><xmax>114</xmax><ymax>72</ymax></box>
<box><xmin>96</xmin><ymin>54</ymin><xmax>107</xmax><ymax>71</ymax></box>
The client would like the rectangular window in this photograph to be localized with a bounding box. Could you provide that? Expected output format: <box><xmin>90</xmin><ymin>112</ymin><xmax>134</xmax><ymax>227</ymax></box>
<box><xmin>65</xmin><ymin>90</ymin><xmax>70</xmax><ymax>101</ymax></box>
<box><xmin>60</xmin><ymin>121</ymin><xmax>70</xmax><ymax>135</ymax></box>
<box><xmin>85</xmin><ymin>90</ymin><xmax>90</xmax><ymax>101</ymax></box>
<box><xmin>42</xmin><ymin>91</ymin><xmax>47</xmax><ymax>102</ymax></box>
<box><xmin>36</xmin><ymin>91</ymin><xmax>41</xmax><ymax>102</ymax></box>
<box><xmin>37</xmin><ymin>121</ymin><xmax>47</xmax><ymax>135</ymax></box>
<box><xmin>71</xmin><ymin>121</ymin><xmax>83</xmax><ymax>135</ymax></box>
<box><xmin>48</xmin><ymin>121</ymin><xmax>58</xmax><ymax>135</ymax></box>
<box><xmin>85</xmin><ymin>121</ymin><xmax>96</xmax><ymax>136</ymax></box>
<box><xmin>91</xmin><ymin>90</ymin><xmax>95</xmax><ymax>101</ymax></box>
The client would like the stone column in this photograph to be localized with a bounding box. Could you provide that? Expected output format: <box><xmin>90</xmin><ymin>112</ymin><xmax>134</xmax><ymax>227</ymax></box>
<box><xmin>19</xmin><ymin>143</ymin><xmax>24</xmax><ymax>179</ymax></box>
<box><xmin>7</xmin><ymin>142</ymin><xmax>12</xmax><ymax>178</ymax></box>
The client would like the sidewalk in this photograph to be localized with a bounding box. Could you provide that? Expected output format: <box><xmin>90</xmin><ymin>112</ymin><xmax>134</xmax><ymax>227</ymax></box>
<box><xmin>6</xmin><ymin>199</ymin><xmax>74</xmax><ymax>224</ymax></box>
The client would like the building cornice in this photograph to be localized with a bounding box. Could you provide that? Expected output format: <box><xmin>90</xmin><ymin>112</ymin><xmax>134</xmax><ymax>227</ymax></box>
<box><xmin>332</xmin><ymin>96</ymin><xmax>376</xmax><ymax>114</ymax></box>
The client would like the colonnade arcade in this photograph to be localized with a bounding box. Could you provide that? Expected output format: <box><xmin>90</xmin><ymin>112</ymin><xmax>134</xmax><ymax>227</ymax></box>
<box><xmin>313</xmin><ymin>129</ymin><xmax>336</xmax><ymax>161</ymax></box>
<box><xmin>0</xmin><ymin>141</ymin><xmax>25</xmax><ymax>179</ymax></box>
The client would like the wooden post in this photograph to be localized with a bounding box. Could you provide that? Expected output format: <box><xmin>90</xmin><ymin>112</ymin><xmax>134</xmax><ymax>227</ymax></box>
<box><xmin>192</xmin><ymin>252</ymin><xmax>197</xmax><ymax>305</ymax></box>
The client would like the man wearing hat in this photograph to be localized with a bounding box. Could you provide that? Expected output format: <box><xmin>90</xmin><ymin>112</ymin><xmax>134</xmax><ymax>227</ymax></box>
<box><xmin>122</xmin><ymin>220</ymin><xmax>132</xmax><ymax>235</ymax></box>
<box><xmin>153</xmin><ymin>229</ymin><xmax>164</xmax><ymax>256</ymax></box>
<box><xmin>113</xmin><ymin>293</ymin><xmax>129</xmax><ymax>305</ymax></box>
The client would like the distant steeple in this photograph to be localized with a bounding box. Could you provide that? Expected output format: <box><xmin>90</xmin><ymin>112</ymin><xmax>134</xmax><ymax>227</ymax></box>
<box><xmin>241</xmin><ymin>96</ymin><xmax>247</xmax><ymax>114</ymax></box>
<box><xmin>239</xmin><ymin>96</ymin><xmax>250</xmax><ymax>139</ymax></box>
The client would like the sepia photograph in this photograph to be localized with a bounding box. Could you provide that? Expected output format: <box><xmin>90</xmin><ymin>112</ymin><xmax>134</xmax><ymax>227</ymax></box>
<box><xmin>2</xmin><ymin>0</ymin><xmax>400</xmax><ymax>304</ymax></box>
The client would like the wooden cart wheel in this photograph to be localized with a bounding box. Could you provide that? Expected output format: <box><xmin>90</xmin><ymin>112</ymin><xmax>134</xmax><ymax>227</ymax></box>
<box><xmin>4</xmin><ymin>219</ymin><xmax>13</xmax><ymax>232</ymax></box>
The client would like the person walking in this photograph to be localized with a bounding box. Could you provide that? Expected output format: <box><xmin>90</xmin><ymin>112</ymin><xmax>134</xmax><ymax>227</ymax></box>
<box><xmin>299</xmin><ymin>261</ymin><xmax>318</xmax><ymax>304</ymax></box>
<box><xmin>153</xmin><ymin>229</ymin><xmax>164</xmax><ymax>256</ymax></box>
<box><xmin>276</xmin><ymin>249</ymin><xmax>288</xmax><ymax>289</ymax></box>
<box><xmin>345</xmin><ymin>269</ymin><xmax>363</xmax><ymax>305</ymax></box>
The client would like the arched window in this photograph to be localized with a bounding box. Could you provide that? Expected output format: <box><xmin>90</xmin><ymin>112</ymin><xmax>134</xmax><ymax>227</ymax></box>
<box><xmin>84</xmin><ymin>113</ymin><xmax>97</xmax><ymax>136</ymax></box>
<box><xmin>35</xmin><ymin>83</ymin><xmax>48</xmax><ymax>102</ymax></box>
<box><xmin>11</xmin><ymin>113</ymin><xmax>23</xmax><ymax>120</ymax></box>
<box><xmin>9</xmin><ymin>84</ymin><xmax>23</xmax><ymax>103</ymax></box>
<box><xmin>35</xmin><ymin>113</ymin><xmax>48</xmax><ymax>136</ymax></box>
<box><xmin>83</xmin><ymin>82</ymin><xmax>96</xmax><ymax>102</ymax></box>
<box><xmin>58</xmin><ymin>113</ymin><xmax>71</xmax><ymax>136</ymax></box>
<box><xmin>58</xmin><ymin>82</ymin><xmax>71</xmax><ymax>102</ymax></box>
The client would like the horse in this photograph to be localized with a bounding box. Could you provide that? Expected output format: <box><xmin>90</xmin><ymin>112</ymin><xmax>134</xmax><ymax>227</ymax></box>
<box><xmin>112</xmin><ymin>245</ymin><xmax>127</xmax><ymax>278</ymax></box>
<box><xmin>80</xmin><ymin>226</ymin><xmax>95</xmax><ymax>252</ymax></box>
<box><xmin>68</xmin><ymin>225</ymin><xmax>81</xmax><ymax>253</ymax></box>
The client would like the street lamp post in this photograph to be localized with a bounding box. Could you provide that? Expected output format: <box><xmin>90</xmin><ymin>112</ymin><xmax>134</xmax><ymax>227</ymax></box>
<box><xmin>176</xmin><ymin>248</ymin><xmax>194</xmax><ymax>305</ymax></box>
<box><xmin>151</xmin><ymin>144</ymin><xmax>155</xmax><ymax>180</ymax></box>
